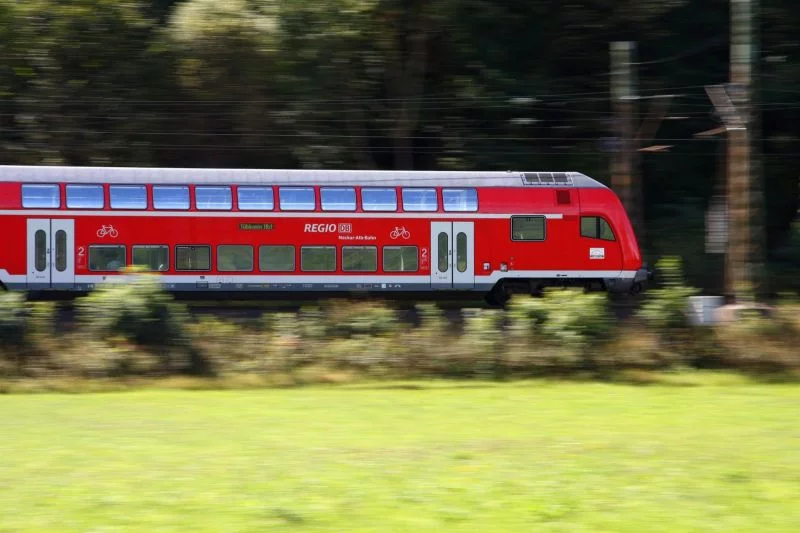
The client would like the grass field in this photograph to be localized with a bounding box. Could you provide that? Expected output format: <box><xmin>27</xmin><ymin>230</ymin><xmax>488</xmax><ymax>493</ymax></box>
<box><xmin>1</xmin><ymin>378</ymin><xmax>799</xmax><ymax>532</ymax></box>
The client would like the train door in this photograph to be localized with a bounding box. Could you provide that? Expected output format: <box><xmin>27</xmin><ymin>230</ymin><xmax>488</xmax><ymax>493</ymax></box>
<box><xmin>430</xmin><ymin>221</ymin><xmax>474</xmax><ymax>289</ymax></box>
<box><xmin>26</xmin><ymin>219</ymin><xmax>75</xmax><ymax>289</ymax></box>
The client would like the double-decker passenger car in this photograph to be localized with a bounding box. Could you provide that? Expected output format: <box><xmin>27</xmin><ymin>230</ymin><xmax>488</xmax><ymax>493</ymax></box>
<box><xmin>0</xmin><ymin>166</ymin><xmax>649</xmax><ymax>302</ymax></box>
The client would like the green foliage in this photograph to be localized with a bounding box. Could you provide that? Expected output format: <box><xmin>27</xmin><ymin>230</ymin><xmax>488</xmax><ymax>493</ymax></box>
<box><xmin>76</xmin><ymin>273</ymin><xmax>189</xmax><ymax>351</ymax></box>
<box><xmin>509</xmin><ymin>290</ymin><xmax>613</xmax><ymax>350</ymax></box>
<box><xmin>638</xmin><ymin>257</ymin><xmax>699</xmax><ymax>330</ymax></box>
<box><xmin>0</xmin><ymin>292</ymin><xmax>28</xmax><ymax>351</ymax></box>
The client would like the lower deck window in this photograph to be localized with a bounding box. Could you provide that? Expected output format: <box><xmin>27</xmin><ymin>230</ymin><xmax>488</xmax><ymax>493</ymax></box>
<box><xmin>511</xmin><ymin>216</ymin><xmax>545</xmax><ymax>241</ymax></box>
<box><xmin>301</xmin><ymin>246</ymin><xmax>335</xmax><ymax>272</ymax></box>
<box><xmin>383</xmin><ymin>246</ymin><xmax>418</xmax><ymax>272</ymax></box>
<box><xmin>176</xmin><ymin>246</ymin><xmax>210</xmax><ymax>271</ymax></box>
<box><xmin>217</xmin><ymin>245</ymin><xmax>253</xmax><ymax>272</ymax></box>
<box><xmin>89</xmin><ymin>245</ymin><xmax>126</xmax><ymax>272</ymax></box>
<box><xmin>342</xmin><ymin>246</ymin><xmax>377</xmax><ymax>272</ymax></box>
<box><xmin>133</xmin><ymin>246</ymin><xmax>169</xmax><ymax>272</ymax></box>
<box><xmin>259</xmin><ymin>245</ymin><xmax>295</xmax><ymax>271</ymax></box>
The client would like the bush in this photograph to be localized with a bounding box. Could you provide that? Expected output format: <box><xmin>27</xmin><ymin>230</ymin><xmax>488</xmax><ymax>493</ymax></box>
<box><xmin>75</xmin><ymin>272</ymin><xmax>192</xmax><ymax>372</ymax></box>
<box><xmin>637</xmin><ymin>257</ymin><xmax>698</xmax><ymax>330</ymax></box>
<box><xmin>0</xmin><ymin>292</ymin><xmax>29</xmax><ymax>351</ymax></box>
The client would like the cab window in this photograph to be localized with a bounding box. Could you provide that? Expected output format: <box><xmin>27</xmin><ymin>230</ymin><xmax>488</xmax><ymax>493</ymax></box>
<box><xmin>580</xmin><ymin>216</ymin><xmax>615</xmax><ymax>241</ymax></box>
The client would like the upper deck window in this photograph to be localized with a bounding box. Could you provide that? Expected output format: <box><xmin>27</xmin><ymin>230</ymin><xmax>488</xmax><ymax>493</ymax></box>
<box><xmin>361</xmin><ymin>188</ymin><xmax>397</xmax><ymax>211</ymax></box>
<box><xmin>153</xmin><ymin>186</ymin><xmax>190</xmax><ymax>210</ymax></box>
<box><xmin>66</xmin><ymin>185</ymin><xmax>104</xmax><ymax>209</ymax></box>
<box><xmin>110</xmin><ymin>185</ymin><xmax>147</xmax><ymax>209</ymax></box>
<box><xmin>442</xmin><ymin>188</ymin><xmax>477</xmax><ymax>212</ymax></box>
<box><xmin>402</xmin><ymin>188</ymin><xmax>437</xmax><ymax>212</ymax></box>
<box><xmin>195</xmin><ymin>186</ymin><xmax>232</xmax><ymax>210</ymax></box>
<box><xmin>320</xmin><ymin>187</ymin><xmax>356</xmax><ymax>211</ymax></box>
<box><xmin>22</xmin><ymin>184</ymin><xmax>60</xmax><ymax>208</ymax></box>
<box><xmin>237</xmin><ymin>187</ymin><xmax>274</xmax><ymax>211</ymax></box>
<box><xmin>279</xmin><ymin>187</ymin><xmax>315</xmax><ymax>211</ymax></box>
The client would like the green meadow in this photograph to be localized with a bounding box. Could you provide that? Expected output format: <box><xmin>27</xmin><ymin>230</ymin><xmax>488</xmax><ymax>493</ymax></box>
<box><xmin>1</xmin><ymin>379</ymin><xmax>798</xmax><ymax>532</ymax></box>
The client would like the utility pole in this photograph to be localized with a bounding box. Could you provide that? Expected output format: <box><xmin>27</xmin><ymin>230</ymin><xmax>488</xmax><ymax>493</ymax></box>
<box><xmin>703</xmin><ymin>0</ymin><xmax>758</xmax><ymax>302</ymax></box>
<box><xmin>610</xmin><ymin>42</ymin><xmax>643</xmax><ymax>244</ymax></box>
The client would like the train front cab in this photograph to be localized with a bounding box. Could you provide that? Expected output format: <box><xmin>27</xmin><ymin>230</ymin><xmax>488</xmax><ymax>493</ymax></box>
<box><xmin>579</xmin><ymin>187</ymin><xmax>649</xmax><ymax>294</ymax></box>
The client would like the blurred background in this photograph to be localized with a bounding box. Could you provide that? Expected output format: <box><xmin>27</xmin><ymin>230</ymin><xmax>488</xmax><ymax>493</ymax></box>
<box><xmin>0</xmin><ymin>0</ymin><xmax>797</xmax><ymax>295</ymax></box>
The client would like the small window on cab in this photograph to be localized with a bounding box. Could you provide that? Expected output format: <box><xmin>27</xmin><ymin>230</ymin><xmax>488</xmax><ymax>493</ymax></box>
<box><xmin>580</xmin><ymin>216</ymin><xmax>616</xmax><ymax>241</ymax></box>
<box><xmin>110</xmin><ymin>185</ymin><xmax>147</xmax><ymax>209</ymax></box>
<box><xmin>66</xmin><ymin>185</ymin><xmax>104</xmax><ymax>209</ymax></box>
<box><xmin>22</xmin><ymin>184</ymin><xmax>60</xmax><ymax>208</ymax></box>
<box><xmin>402</xmin><ymin>188</ymin><xmax>437</xmax><ymax>212</ymax></box>
<box><xmin>279</xmin><ymin>187</ymin><xmax>315</xmax><ymax>211</ymax></box>
<box><xmin>321</xmin><ymin>187</ymin><xmax>356</xmax><ymax>211</ymax></box>
<box><xmin>237</xmin><ymin>187</ymin><xmax>274</xmax><ymax>211</ymax></box>
<box><xmin>195</xmin><ymin>186</ymin><xmax>232</xmax><ymax>210</ymax></box>
<box><xmin>511</xmin><ymin>216</ymin><xmax>545</xmax><ymax>241</ymax></box>
<box><xmin>361</xmin><ymin>188</ymin><xmax>397</xmax><ymax>211</ymax></box>
<box><xmin>442</xmin><ymin>188</ymin><xmax>477</xmax><ymax>212</ymax></box>
<box><xmin>153</xmin><ymin>186</ymin><xmax>190</xmax><ymax>210</ymax></box>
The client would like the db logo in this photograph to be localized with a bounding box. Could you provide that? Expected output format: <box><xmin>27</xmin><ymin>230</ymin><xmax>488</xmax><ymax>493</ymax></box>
<box><xmin>390</xmin><ymin>226</ymin><xmax>411</xmax><ymax>239</ymax></box>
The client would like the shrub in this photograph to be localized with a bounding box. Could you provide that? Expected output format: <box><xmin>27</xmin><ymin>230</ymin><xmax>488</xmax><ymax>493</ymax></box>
<box><xmin>0</xmin><ymin>292</ymin><xmax>29</xmax><ymax>352</ymax></box>
<box><xmin>75</xmin><ymin>272</ymin><xmax>192</xmax><ymax>372</ymax></box>
<box><xmin>637</xmin><ymin>256</ymin><xmax>698</xmax><ymax>330</ymax></box>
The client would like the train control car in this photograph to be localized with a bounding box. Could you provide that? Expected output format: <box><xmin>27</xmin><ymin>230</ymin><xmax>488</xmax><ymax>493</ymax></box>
<box><xmin>0</xmin><ymin>166</ymin><xmax>650</xmax><ymax>302</ymax></box>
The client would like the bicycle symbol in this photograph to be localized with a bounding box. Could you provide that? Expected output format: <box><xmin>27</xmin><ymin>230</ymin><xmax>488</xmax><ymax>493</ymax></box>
<box><xmin>390</xmin><ymin>226</ymin><xmax>411</xmax><ymax>240</ymax></box>
<box><xmin>96</xmin><ymin>225</ymin><xmax>119</xmax><ymax>238</ymax></box>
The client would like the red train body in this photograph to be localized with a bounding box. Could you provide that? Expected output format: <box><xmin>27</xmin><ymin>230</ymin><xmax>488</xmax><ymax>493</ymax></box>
<box><xmin>0</xmin><ymin>166</ymin><xmax>649</xmax><ymax>300</ymax></box>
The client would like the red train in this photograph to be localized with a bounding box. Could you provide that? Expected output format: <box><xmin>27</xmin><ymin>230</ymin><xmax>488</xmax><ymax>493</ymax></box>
<box><xmin>0</xmin><ymin>166</ymin><xmax>649</xmax><ymax>302</ymax></box>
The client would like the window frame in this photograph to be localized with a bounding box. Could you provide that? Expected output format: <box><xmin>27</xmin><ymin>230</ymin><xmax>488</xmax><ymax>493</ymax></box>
<box><xmin>258</xmin><ymin>245</ymin><xmax>296</xmax><ymax>272</ymax></box>
<box><xmin>510</xmin><ymin>215</ymin><xmax>547</xmax><ymax>242</ymax></box>
<box><xmin>361</xmin><ymin>187</ymin><xmax>398</xmax><ymax>212</ymax></box>
<box><xmin>132</xmin><ymin>245</ymin><xmax>170</xmax><ymax>272</ymax></box>
<box><xmin>341</xmin><ymin>246</ymin><xmax>378</xmax><ymax>272</ymax></box>
<box><xmin>401</xmin><ymin>187</ymin><xmax>438</xmax><ymax>212</ymax></box>
<box><xmin>279</xmin><ymin>187</ymin><xmax>316</xmax><ymax>211</ymax></box>
<box><xmin>237</xmin><ymin>186</ymin><xmax>275</xmax><ymax>211</ymax></box>
<box><xmin>195</xmin><ymin>186</ymin><xmax>233</xmax><ymax>211</ymax></box>
<box><xmin>442</xmin><ymin>188</ymin><xmax>478</xmax><ymax>212</ymax></box>
<box><xmin>216</xmin><ymin>244</ymin><xmax>254</xmax><ymax>272</ymax></box>
<box><xmin>110</xmin><ymin>185</ymin><xmax>148</xmax><ymax>210</ymax></box>
<box><xmin>22</xmin><ymin>184</ymin><xmax>61</xmax><ymax>209</ymax></box>
<box><xmin>174</xmin><ymin>245</ymin><xmax>211</xmax><ymax>272</ymax></box>
<box><xmin>66</xmin><ymin>184</ymin><xmax>105</xmax><ymax>209</ymax></box>
<box><xmin>88</xmin><ymin>245</ymin><xmax>127</xmax><ymax>272</ymax></box>
<box><xmin>300</xmin><ymin>246</ymin><xmax>336</xmax><ymax>272</ymax></box>
<box><xmin>320</xmin><ymin>187</ymin><xmax>357</xmax><ymax>212</ymax></box>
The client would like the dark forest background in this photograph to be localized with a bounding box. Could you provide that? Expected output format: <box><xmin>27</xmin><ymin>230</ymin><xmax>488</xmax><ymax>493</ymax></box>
<box><xmin>0</xmin><ymin>0</ymin><xmax>797</xmax><ymax>293</ymax></box>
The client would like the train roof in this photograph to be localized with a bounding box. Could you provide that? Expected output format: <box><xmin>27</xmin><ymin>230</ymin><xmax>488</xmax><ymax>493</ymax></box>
<box><xmin>0</xmin><ymin>165</ymin><xmax>607</xmax><ymax>189</ymax></box>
